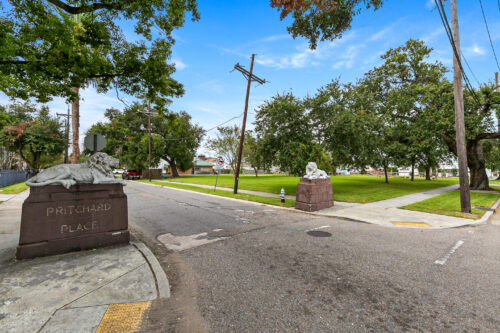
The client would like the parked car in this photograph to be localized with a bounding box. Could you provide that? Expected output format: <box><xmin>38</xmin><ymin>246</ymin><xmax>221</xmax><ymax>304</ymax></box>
<box><xmin>113</xmin><ymin>169</ymin><xmax>125</xmax><ymax>175</ymax></box>
<box><xmin>122</xmin><ymin>169</ymin><xmax>141</xmax><ymax>180</ymax></box>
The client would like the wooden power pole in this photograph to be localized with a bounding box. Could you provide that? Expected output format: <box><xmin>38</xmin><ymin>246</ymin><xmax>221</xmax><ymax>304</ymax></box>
<box><xmin>56</xmin><ymin>105</ymin><xmax>71</xmax><ymax>164</ymax></box>
<box><xmin>232</xmin><ymin>54</ymin><xmax>266</xmax><ymax>194</ymax></box>
<box><xmin>450</xmin><ymin>0</ymin><xmax>471</xmax><ymax>213</ymax></box>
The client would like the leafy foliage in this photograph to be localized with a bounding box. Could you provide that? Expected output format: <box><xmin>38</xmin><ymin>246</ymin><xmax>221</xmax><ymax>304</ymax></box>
<box><xmin>87</xmin><ymin>102</ymin><xmax>204</xmax><ymax>175</ymax></box>
<box><xmin>0</xmin><ymin>103</ymin><xmax>66</xmax><ymax>169</ymax></box>
<box><xmin>206</xmin><ymin>125</ymin><xmax>240</xmax><ymax>178</ymax></box>
<box><xmin>0</xmin><ymin>0</ymin><xmax>199</xmax><ymax>105</ymax></box>
<box><xmin>254</xmin><ymin>92</ymin><xmax>320</xmax><ymax>176</ymax></box>
<box><xmin>271</xmin><ymin>0</ymin><xmax>385</xmax><ymax>49</ymax></box>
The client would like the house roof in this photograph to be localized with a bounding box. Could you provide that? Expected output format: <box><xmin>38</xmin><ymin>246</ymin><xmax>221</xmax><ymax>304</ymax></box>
<box><xmin>193</xmin><ymin>158</ymin><xmax>213</xmax><ymax>167</ymax></box>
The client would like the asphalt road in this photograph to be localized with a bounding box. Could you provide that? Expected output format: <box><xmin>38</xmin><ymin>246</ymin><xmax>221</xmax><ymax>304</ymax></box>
<box><xmin>125</xmin><ymin>181</ymin><xmax>500</xmax><ymax>332</ymax></box>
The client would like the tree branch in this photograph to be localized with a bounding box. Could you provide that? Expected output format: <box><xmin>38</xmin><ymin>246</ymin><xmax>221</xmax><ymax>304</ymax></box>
<box><xmin>46</xmin><ymin>0</ymin><xmax>135</xmax><ymax>14</ymax></box>
<box><xmin>89</xmin><ymin>73</ymin><xmax>123</xmax><ymax>79</ymax></box>
<box><xmin>0</xmin><ymin>60</ymin><xmax>31</xmax><ymax>65</ymax></box>
<box><xmin>476</xmin><ymin>132</ymin><xmax>500</xmax><ymax>141</ymax></box>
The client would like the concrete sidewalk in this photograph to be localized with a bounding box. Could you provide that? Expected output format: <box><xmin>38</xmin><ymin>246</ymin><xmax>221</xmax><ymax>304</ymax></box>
<box><xmin>318</xmin><ymin>185</ymin><xmax>500</xmax><ymax>228</ymax></box>
<box><xmin>0</xmin><ymin>190</ymin><xmax>169</xmax><ymax>333</ymax></box>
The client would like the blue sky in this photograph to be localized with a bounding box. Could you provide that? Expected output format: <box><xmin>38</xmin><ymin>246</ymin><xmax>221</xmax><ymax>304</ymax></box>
<box><xmin>1</xmin><ymin>0</ymin><xmax>500</xmax><ymax>155</ymax></box>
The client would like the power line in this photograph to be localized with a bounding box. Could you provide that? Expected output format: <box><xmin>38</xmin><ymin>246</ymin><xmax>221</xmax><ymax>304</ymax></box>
<box><xmin>204</xmin><ymin>113</ymin><xmax>244</xmax><ymax>132</ymax></box>
<box><xmin>461</xmin><ymin>50</ymin><xmax>480</xmax><ymax>86</ymax></box>
<box><xmin>434</xmin><ymin>0</ymin><xmax>481</xmax><ymax>106</ymax></box>
<box><xmin>478</xmin><ymin>0</ymin><xmax>500</xmax><ymax>72</ymax></box>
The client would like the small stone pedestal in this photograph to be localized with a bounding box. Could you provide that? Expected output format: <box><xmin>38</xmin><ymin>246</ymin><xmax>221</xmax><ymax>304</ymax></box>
<box><xmin>295</xmin><ymin>178</ymin><xmax>334</xmax><ymax>212</ymax></box>
<box><xmin>16</xmin><ymin>184</ymin><xmax>129</xmax><ymax>259</ymax></box>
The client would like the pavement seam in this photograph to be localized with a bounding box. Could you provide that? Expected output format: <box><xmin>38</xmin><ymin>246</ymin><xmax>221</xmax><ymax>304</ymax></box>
<box><xmin>36</xmin><ymin>263</ymin><xmax>148</xmax><ymax>332</ymax></box>
<box><xmin>61</xmin><ymin>263</ymin><xmax>147</xmax><ymax>309</ymax></box>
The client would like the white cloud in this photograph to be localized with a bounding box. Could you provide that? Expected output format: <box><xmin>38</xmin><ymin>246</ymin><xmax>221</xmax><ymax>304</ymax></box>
<box><xmin>369</xmin><ymin>26</ymin><xmax>393</xmax><ymax>42</ymax></box>
<box><xmin>464</xmin><ymin>44</ymin><xmax>486</xmax><ymax>57</ymax></box>
<box><xmin>172</xmin><ymin>58</ymin><xmax>187</xmax><ymax>70</ymax></box>
<box><xmin>332</xmin><ymin>44</ymin><xmax>365</xmax><ymax>69</ymax></box>
<box><xmin>260</xmin><ymin>34</ymin><xmax>291</xmax><ymax>42</ymax></box>
<box><xmin>254</xmin><ymin>32</ymin><xmax>357</xmax><ymax>70</ymax></box>
<box><xmin>421</xmin><ymin>27</ymin><xmax>445</xmax><ymax>44</ymax></box>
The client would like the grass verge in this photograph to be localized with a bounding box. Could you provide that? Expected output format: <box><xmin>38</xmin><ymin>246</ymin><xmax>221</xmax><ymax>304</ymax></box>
<box><xmin>163</xmin><ymin>175</ymin><xmax>458</xmax><ymax>203</ymax></box>
<box><xmin>401</xmin><ymin>190</ymin><xmax>500</xmax><ymax>220</ymax></box>
<box><xmin>137</xmin><ymin>180</ymin><xmax>295</xmax><ymax>208</ymax></box>
<box><xmin>0</xmin><ymin>182</ymin><xmax>28</xmax><ymax>194</ymax></box>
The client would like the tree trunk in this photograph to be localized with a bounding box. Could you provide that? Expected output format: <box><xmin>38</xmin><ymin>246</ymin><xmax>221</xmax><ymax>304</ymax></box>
<box><xmin>168</xmin><ymin>159</ymin><xmax>180</xmax><ymax>177</ymax></box>
<box><xmin>425</xmin><ymin>167</ymin><xmax>431</xmax><ymax>180</ymax></box>
<box><xmin>467</xmin><ymin>140</ymin><xmax>489</xmax><ymax>190</ymax></box>
<box><xmin>411</xmin><ymin>158</ymin><xmax>415</xmax><ymax>181</ymax></box>
<box><xmin>254</xmin><ymin>167</ymin><xmax>258</xmax><ymax>177</ymax></box>
<box><xmin>383</xmin><ymin>165</ymin><xmax>389</xmax><ymax>183</ymax></box>
<box><xmin>71</xmin><ymin>86</ymin><xmax>80</xmax><ymax>164</ymax></box>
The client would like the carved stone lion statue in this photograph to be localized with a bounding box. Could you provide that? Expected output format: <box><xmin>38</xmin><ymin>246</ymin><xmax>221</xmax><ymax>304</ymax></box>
<box><xmin>304</xmin><ymin>162</ymin><xmax>329</xmax><ymax>180</ymax></box>
<box><xmin>26</xmin><ymin>152</ymin><xmax>126</xmax><ymax>189</ymax></box>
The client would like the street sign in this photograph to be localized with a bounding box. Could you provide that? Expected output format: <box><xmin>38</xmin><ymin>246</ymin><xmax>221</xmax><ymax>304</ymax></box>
<box><xmin>84</xmin><ymin>133</ymin><xmax>106</xmax><ymax>153</ymax></box>
<box><xmin>216</xmin><ymin>157</ymin><xmax>224</xmax><ymax>167</ymax></box>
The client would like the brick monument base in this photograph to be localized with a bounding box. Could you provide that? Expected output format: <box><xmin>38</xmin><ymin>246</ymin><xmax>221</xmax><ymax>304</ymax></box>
<box><xmin>16</xmin><ymin>184</ymin><xmax>129</xmax><ymax>259</ymax></box>
<box><xmin>295</xmin><ymin>178</ymin><xmax>334</xmax><ymax>212</ymax></box>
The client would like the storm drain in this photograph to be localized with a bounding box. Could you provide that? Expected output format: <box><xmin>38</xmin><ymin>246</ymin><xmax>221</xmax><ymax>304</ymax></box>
<box><xmin>306</xmin><ymin>230</ymin><xmax>332</xmax><ymax>237</ymax></box>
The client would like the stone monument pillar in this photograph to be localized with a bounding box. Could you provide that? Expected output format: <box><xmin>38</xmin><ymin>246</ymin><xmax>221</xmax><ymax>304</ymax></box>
<box><xmin>295</xmin><ymin>162</ymin><xmax>334</xmax><ymax>212</ymax></box>
<box><xmin>17</xmin><ymin>152</ymin><xmax>129</xmax><ymax>259</ymax></box>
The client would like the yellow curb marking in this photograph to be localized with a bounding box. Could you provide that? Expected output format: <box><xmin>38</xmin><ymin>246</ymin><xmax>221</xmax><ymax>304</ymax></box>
<box><xmin>391</xmin><ymin>221</ymin><xmax>432</xmax><ymax>228</ymax></box>
<box><xmin>96</xmin><ymin>301</ymin><xmax>152</xmax><ymax>333</ymax></box>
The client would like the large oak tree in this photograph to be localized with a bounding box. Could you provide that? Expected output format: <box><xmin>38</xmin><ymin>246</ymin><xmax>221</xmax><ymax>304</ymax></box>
<box><xmin>0</xmin><ymin>0</ymin><xmax>199</xmax><ymax>162</ymax></box>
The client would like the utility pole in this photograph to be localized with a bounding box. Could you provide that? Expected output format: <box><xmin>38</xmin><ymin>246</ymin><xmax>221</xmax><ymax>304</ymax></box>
<box><xmin>137</xmin><ymin>102</ymin><xmax>155</xmax><ymax>181</ymax></box>
<box><xmin>496</xmin><ymin>72</ymin><xmax>499</xmax><ymax>180</ymax></box>
<box><xmin>148</xmin><ymin>101</ymin><xmax>152</xmax><ymax>182</ymax></box>
<box><xmin>496</xmin><ymin>72</ymin><xmax>499</xmax><ymax>133</ymax></box>
<box><xmin>232</xmin><ymin>54</ymin><xmax>267</xmax><ymax>194</ymax></box>
<box><xmin>56</xmin><ymin>105</ymin><xmax>71</xmax><ymax>164</ymax></box>
<box><xmin>450</xmin><ymin>0</ymin><xmax>471</xmax><ymax>213</ymax></box>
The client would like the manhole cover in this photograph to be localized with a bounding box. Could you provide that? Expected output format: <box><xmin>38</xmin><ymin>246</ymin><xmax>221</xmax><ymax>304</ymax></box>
<box><xmin>306</xmin><ymin>230</ymin><xmax>332</xmax><ymax>237</ymax></box>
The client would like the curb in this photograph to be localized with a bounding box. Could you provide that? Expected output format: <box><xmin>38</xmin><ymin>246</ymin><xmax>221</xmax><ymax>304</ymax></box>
<box><xmin>132</xmin><ymin>242</ymin><xmax>171</xmax><ymax>299</ymax></box>
<box><xmin>483</xmin><ymin>196</ymin><xmax>500</xmax><ymax>224</ymax></box>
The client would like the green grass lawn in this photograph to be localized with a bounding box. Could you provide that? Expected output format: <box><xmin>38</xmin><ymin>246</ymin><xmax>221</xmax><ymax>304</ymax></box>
<box><xmin>401</xmin><ymin>190</ymin><xmax>500</xmax><ymax>220</ymax></box>
<box><xmin>0</xmin><ymin>182</ymin><xmax>29</xmax><ymax>194</ymax></box>
<box><xmin>163</xmin><ymin>174</ymin><xmax>458</xmax><ymax>203</ymax></box>
<box><xmin>490</xmin><ymin>179</ymin><xmax>500</xmax><ymax>185</ymax></box>
<box><xmin>137</xmin><ymin>180</ymin><xmax>295</xmax><ymax>208</ymax></box>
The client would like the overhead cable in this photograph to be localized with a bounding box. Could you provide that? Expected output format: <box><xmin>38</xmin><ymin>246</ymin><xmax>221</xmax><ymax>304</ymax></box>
<box><xmin>478</xmin><ymin>0</ymin><xmax>500</xmax><ymax>72</ymax></box>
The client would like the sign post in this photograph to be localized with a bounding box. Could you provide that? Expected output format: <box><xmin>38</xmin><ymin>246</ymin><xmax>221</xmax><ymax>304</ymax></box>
<box><xmin>214</xmin><ymin>157</ymin><xmax>224</xmax><ymax>192</ymax></box>
<box><xmin>84</xmin><ymin>133</ymin><xmax>106</xmax><ymax>154</ymax></box>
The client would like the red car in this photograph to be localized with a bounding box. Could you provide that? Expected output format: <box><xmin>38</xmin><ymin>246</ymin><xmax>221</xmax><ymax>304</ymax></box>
<box><xmin>122</xmin><ymin>169</ymin><xmax>141</xmax><ymax>180</ymax></box>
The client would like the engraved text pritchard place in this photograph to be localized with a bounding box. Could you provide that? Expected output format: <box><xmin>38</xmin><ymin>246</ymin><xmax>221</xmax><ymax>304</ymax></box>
<box><xmin>46</xmin><ymin>203</ymin><xmax>111</xmax><ymax>216</ymax></box>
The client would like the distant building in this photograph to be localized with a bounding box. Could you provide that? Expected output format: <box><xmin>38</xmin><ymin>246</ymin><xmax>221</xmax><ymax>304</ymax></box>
<box><xmin>166</xmin><ymin>158</ymin><xmax>214</xmax><ymax>175</ymax></box>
